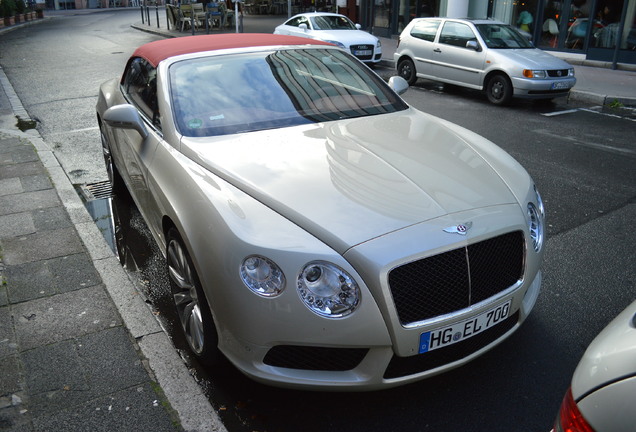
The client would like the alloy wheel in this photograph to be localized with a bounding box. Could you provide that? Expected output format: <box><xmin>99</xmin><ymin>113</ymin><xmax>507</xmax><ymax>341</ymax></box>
<box><xmin>167</xmin><ymin>237</ymin><xmax>206</xmax><ymax>355</ymax></box>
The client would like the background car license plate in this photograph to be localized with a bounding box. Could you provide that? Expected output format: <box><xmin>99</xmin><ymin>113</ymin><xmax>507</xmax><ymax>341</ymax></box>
<box><xmin>551</xmin><ymin>81</ymin><xmax>572</xmax><ymax>90</ymax></box>
<box><xmin>419</xmin><ymin>301</ymin><xmax>511</xmax><ymax>354</ymax></box>
<box><xmin>355</xmin><ymin>50</ymin><xmax>372</xmax><ymax>56</ymax></box>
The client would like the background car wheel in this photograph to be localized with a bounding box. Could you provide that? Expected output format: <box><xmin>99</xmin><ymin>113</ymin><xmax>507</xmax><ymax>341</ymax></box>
<box><xmin>166</xmin><ymin>228</ymin><xmax>220</xmax><ymax>366</ymax></box>
<box><xmin>100</xmin><ymin>124</ymin><xmax>124</xmax><ymax>193</ymax></box>
<box><xmin>397</xmin><ymin>58</ymin><xmax>417</xmax><ymax>86</ymax></box>
<box><xmin>486</xmin><ymin>74</ymin><xmax>513</xmax><ymax>105</ymax></box>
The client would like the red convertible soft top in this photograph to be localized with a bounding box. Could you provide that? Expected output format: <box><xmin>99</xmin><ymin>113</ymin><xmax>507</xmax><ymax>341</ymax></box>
<box><xmin>133</xmin><ymin>33</ymin><xmax>334</xmax><ymax>67</ymax></box>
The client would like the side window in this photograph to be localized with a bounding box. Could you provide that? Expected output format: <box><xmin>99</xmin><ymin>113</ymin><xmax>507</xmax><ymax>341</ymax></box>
<box><xmin>123</xmin><ymin>57</ymin><xmax>160</xmax><ymax>129</ymax></box>
<box><xmin>410</xmin><ymin>20</ymin><xmax>441</xmax><ymax>42</ymax></box>
<box><xmin>439</xmin><ymin>22</ymin><xmax>478</xmax><ymax>48</ymax></box>
<box><xmin>286</xmin><ymin>17</ymin><xmax>301</xmax><ymax>27</ymax></box>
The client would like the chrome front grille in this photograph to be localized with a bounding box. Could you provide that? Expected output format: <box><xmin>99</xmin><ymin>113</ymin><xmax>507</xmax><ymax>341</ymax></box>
<box><xmin>388</xmin><ymin>231</ymin><xmax>525</xmax><ymax>326</ymax></box>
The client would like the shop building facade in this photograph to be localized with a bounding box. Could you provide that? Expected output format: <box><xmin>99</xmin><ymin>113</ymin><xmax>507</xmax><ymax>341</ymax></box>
<box><xmin>360</xmin><ymin>0</ymin><xmax>636</xmax><ymax>65</ymax></box>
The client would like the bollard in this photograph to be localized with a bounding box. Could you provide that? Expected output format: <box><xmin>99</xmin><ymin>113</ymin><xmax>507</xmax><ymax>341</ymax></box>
<box><xmin>140</xmin><ymin>4</ymin><xmax>145</xmax><ymax>24</ymax></box>
<box><xmin>155</xmin><ymin>4</ymin><xmax>160</xmax><ymax>28</ymax></box>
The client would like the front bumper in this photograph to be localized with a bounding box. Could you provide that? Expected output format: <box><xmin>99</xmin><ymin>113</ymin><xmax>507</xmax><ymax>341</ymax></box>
<box><xmin>224</xmin><ymin>271</ymin><xmax>541</xmax><ymax>391</ymax></box>
<box><xmin>512</xmin><ymin>76</ymin><xmax>577</xmax><ymax>99</ymax></box>
<box><xmin>217</xmin><ymin>205</ymin><xmax>543</xmax><ymax>390</ymax></box>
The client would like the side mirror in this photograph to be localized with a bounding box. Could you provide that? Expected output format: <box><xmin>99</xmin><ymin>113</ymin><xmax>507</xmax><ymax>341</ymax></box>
<box><xmin>355</xmin><ymin>23</ymin><xmax>361</xmax><ymax>30</ymax></box>
<box><xmin>103</xmin><ymin>104</ymin><xmax>149</xmax><ymax>139</ymax></box>
<box><xmin>299</xmin><ymin>23</ymin><xmax>308</xmax><ymax>31</ymax></box>
<box><xmin>388</xmin><ymin>76</ymin><xmax>409</xmax><ymax>95</ymax></box>
<box><xmin>466</xmin><ymin>40</ymin><xmax>481</xmax><ymax>51</ymax></box>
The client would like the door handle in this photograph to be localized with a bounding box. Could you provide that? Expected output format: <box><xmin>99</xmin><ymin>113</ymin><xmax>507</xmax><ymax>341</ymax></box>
<box><xmin>433</xmin><ymin>48</ymin><xmax>442</xmax><ymax>53</ymax></box>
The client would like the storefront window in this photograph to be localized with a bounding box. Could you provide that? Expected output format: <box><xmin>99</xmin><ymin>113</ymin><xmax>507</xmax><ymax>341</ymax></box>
<box><xmin>490</xmin><ymin>0</ymin><xmax>538</xmax><ymax>36</ymax></box>
<box><xmin>396</xmin><ymin>0</ymin><xmax>437</xmax><ymax>32</ymax></box>
<box><xmin>374</xmin><ymin>0</ymin><xmax>392</xmax><ymax>34</ymax></box>
<box><xmin>591</xmin><ymin>0</ymin><xmax>626</xmax><ymax>48</ymax></box>
<box><xmin>565</xmin><ymin>0</ymin><xmax>599</xmax><ymax>50</ymax></box>
<box><xmin>623</xmin><ymin>2</ymin><xmax>636</xmax><ymax>50</ymax></box>
<box><xmin>539</xmin><ymin>1</ymin><xmax>563</xmax><ymax>49</ymax></box>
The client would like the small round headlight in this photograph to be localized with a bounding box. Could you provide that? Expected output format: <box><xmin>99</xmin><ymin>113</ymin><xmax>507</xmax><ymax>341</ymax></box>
<box><xmin>527</xmin><ymin>203</ymin><xmax>544</xmax><ymax>252</ymax></box>
<box><xmin>240</xmin><ymin>256</ymin><xmax>285</xmax><ymax>297</ymax></box>
<box><xmin>298</xmin><ymin>262</ymin><xmax>360</xmax><ymax>318</ymax></box>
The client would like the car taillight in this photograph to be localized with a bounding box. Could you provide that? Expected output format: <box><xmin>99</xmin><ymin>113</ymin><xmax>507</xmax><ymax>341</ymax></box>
<box><xmin>553</xmin><ymin>388</ymin><xmax>596</xmax><ymax>432</ymax></box>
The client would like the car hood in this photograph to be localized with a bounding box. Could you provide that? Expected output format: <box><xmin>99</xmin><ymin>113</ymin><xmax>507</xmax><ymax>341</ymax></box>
<box><xmin>572</xmin><ymin>300</ymin><xmax>636</xmax><ymax>399</ymax></box>
<box><xmin>312</xmin><ymin>30</ymin><xmax>377</xmax><ymax>45</ymax></box>
<box><xmin>490</xmin><ymin>48</ymin><xmax>572</xmax><ymax>69</ymax></box>
<box><xmin>180</xmin><ymin>109</ymin><xmax>519</xmax><ymax>253</ymax></box>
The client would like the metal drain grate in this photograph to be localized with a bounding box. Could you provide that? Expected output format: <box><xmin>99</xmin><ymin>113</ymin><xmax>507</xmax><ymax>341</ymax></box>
<box><xmin>78</xmin><ymin>181</ymin><xmax>113</xmax><ymax>201</ymax></box>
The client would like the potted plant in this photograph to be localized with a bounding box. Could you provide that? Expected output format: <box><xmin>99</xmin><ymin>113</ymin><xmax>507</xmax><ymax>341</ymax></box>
<box><xmin>1</xmin><ymin>0</ymin><xmax>17</xmax><ymax>26</ymax></box>
<box><xmin>14</xmin><ymin>0</ymin><xmax>25</xmax><ymax>22</ymax></box>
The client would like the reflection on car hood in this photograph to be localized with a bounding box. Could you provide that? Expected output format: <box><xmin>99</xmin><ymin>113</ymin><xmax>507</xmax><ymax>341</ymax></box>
<box><xmin>491</xmin><ymin>48</ymin><xmax>572</xmax><ymax>69</ymax></box>
<box><xmin>181</xmin><ymin>109</ymin><xmax>517</xmax><ymax>252</ymax></box>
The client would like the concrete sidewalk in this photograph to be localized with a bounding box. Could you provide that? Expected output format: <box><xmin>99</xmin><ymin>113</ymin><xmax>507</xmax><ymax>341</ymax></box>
<box><xmin>0</xmin><ymin>60</ymin><xmax>225</xmax><ymax>432</ymax></box>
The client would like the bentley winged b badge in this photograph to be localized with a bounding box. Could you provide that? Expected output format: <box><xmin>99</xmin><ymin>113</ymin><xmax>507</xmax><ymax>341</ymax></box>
<box><xmin>443</xmin><ymin>222</ymin><xmax>473</xmax><ymax>235</ymax></box>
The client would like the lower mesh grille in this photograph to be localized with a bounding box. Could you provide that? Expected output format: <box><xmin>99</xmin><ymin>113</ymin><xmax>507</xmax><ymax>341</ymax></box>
<box><xmin>383</xmin><ymin>311</ymin><xmax>519</xmax><ymax>379</ymax></box>
<box><xmin>263</xmin><ymin>345</ymin><xmax>368</xmax><ymax>371</ymax></box>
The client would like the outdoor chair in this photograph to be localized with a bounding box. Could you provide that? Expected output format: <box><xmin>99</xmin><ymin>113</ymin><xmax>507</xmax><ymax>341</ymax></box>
<box><xmin>179</xmin><ymin>3</ymin><xmax>206</xmax><ymax>32</ymax></box>
<box><xmin>219</xmin><ymin>2</ymin><xmax>234</xmax><ymax>27</ymax></box>
<box><xmin>166</xmin><ymin>4</ymin><xmax>179</xmax><ymax>30</ymax></box>
<box><xmin>206</xmin><ymin>3</ymin><xmax>224</xmax><ymax>29</ymax></box>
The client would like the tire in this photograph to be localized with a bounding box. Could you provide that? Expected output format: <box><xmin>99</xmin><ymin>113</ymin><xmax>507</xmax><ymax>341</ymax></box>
<box><xmin>486</xmin><ymin>74</ymin><xmax>513</xmax><ymax>105</ymax></box>
<box><xmin>100</xmin><ymin>123</ymin><xmax>124</xmax><ymax>193</ymax></box>
<box><xmin>397</xmin><ymin>58</ymin><xmax>418</xmax><ymax>86</ymax></box>
<box><xmin>166</xmin><ymin>228</ymin><xmax>220</xmax><ymax>366</ymax></box>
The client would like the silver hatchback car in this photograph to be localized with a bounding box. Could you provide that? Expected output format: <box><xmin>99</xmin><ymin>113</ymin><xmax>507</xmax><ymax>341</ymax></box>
<box><xmin>395</xmin><ymin>18</ymin><xmax>576</xmax><ymax>105</ymax></box>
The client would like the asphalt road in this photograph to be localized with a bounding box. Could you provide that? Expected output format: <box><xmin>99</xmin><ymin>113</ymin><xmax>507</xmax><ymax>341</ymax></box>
<box><xmin>1</xmin><ymin>9</ymin><xmax>635</xmax><ymax>432</ymax></box>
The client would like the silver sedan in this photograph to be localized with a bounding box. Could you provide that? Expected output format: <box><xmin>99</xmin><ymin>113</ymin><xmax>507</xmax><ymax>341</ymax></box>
<box><xmin>395</xmin><ymin>18</ymin><xmax>576</xmax><ymax>105</ymax></box>
<box><xmin>97</xmin><ymin>33</ymin><xmax>545</xmax><ymax>390</ymax></box>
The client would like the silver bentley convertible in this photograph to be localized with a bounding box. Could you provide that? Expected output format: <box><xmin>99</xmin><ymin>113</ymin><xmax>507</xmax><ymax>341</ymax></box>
<box><xmin>96</xmin><ymin>34</ymin><xmax>545</xmax><ymax>390</ymax></box>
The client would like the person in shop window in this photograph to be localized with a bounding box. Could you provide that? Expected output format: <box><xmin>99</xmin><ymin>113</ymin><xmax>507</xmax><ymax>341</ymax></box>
<box><xmin>517</xmin><ymin>9</ymin><xmax>533</xmax><ymax>33</ymax></box>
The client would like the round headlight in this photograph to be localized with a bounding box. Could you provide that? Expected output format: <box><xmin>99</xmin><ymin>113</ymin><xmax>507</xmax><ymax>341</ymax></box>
<box><xmin>297</xmin><ymin>262</ymin><xmax>360</xmax><ymax>318</ymax></box>
<box><xmin>240</xmin><ymin>256</ymin><xmax>285</xmax><ymax>297</ymax></box>
<box><xmin>527</xmin><ymin>203</ymin><xmax>544</xmax><ymax>252</ymax></box>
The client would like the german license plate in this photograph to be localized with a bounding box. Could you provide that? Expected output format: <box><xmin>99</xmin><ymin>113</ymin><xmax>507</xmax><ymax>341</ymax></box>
<box><xmin>354</xmin><ymin>49</ymin><xmax>372</xmax><ymax>56</ymax></box>
<box><xmin>419</xmin><ymin>301</ymin><xmax>511</xmax><ymax>354</ymax></box>
<box><xmin>551</xmin><ymin>81</ymin><xmax>572</xmax><ymax>90</ymax></box>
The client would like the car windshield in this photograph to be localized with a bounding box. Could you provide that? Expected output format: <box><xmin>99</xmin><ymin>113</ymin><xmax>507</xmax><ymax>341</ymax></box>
<box><xmin>475</xmin><ymin>24</ymin><xmax>533</xmax><ymax>49</ymax></box>
<box><xmin>169</xmin><ymin>48</ymin><xmax>407</xmax><ymax>137</ymax></box>
<box><xmin>310</xmin><ymin>15</ymin><xmax>356</xmax><ymax>30</ymax></box>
